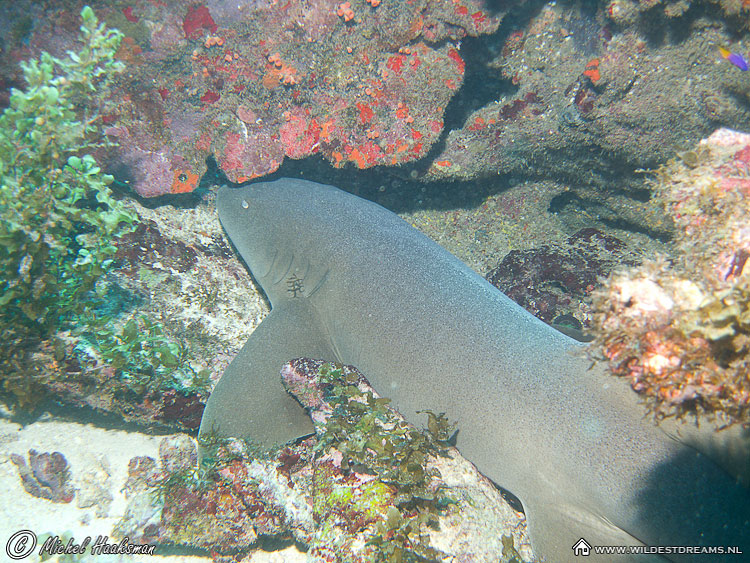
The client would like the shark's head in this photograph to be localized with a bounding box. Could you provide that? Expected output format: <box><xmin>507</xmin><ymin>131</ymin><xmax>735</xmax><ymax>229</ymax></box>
<box><xmin>217</xmin><ymin>182</ymin><xmax>281</xmax><ymax>282</ymax></box>
<box><xmin>216</xmin><ymin>179</ymin><xmax>347</xmax><ymax>305</ymax></box>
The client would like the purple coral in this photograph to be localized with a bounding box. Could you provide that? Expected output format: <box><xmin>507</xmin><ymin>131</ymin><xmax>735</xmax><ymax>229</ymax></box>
<box><xmin>11</xmin><ymin>450</ymin><xmax>75</xmax><ymax>503</ymax></box>
<box><xmin>486</xmin><ymin>228</ymin><xmax>637</xmax><ymax>326</ymax></box>
<box><xmin>158</xmin><ymin>391</ymin><xmax>206</xmax><ymax>431</ymax></box>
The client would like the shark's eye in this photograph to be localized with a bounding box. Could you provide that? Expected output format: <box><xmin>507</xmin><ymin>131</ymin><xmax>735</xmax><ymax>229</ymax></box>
<box><xmin>178</xmin><ymin>173</ymin><xmax>188</xmax><ymax>182</ymax></box>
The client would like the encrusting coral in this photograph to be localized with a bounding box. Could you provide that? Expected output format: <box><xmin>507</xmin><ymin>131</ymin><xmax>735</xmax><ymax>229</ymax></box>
<box><xmin>1</xmin><ymin>0</ymin><xmax>504</xmax><ymax>196</ymax></box>
<box><xmin>591</xmin><ymin>128</ymin><xmax>750</xmax><ymax>425</ymax></box>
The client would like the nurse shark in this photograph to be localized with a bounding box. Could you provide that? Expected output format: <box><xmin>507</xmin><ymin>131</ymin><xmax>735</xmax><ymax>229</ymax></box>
<box><xmin>199</xmin><ymin>178</ymin><xmax>750</xmax><ymax>562</ymax></box>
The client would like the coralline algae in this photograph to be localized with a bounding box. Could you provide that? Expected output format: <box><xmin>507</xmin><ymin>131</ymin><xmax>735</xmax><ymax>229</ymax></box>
<box><xmin>6</xmin><ymin>0</ymin><xmax>506</xmax><ymax>196</ymax></box>
<box><xmin>592</xmin><ymin>128</ymin><xmax>750</xmax><ymax>424</ymax></box>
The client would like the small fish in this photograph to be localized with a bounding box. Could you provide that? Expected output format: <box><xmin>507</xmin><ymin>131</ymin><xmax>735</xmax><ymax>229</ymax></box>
<box><xmin>719</xmin><ymin>46</ymin><xmax>749</xmax><ymax>71</ymax></box>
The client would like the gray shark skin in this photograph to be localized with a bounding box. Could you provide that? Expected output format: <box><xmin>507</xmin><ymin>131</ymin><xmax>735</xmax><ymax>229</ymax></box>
<box><xmin>199</xmin><ymin>178</ymin><xmax>750</xmax><ymax>562</ymax></box>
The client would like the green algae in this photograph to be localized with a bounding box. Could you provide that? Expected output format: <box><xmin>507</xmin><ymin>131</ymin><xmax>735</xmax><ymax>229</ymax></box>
<box><xmin>0</xmin><ymin>6</ymin><xmax>131</xmax><ymax>406</ymax></box>
<box><xmin>312</xmin><ymin>362</ymin><xmax>456</xmax><ymax>562</ymax></box>
<box><xmin>0</xmin><ymin>7</ymin><xmax>210</xmax><ymax>409</ymax></box>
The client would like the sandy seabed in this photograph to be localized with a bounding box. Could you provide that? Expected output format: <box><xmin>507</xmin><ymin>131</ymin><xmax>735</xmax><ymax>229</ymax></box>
<box><xmin>0</xmin><ymin>417</ymin><xmax>305</xmax><ymax>563</ymax></box>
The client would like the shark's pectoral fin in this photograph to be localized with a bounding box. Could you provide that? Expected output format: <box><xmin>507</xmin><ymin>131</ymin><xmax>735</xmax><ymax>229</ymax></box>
<box><xmin>199</xmin><ymin>299</ymin><xmax>336</xmax><ymax>448</ymax></box>
<box><xmin>524</xmin><ymin>500</ymin><xmax>666</xmax><ymax>562</ymax></box>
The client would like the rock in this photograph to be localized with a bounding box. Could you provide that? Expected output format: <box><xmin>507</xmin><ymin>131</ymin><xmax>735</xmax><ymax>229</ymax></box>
<box><xmin>76</xmin><ymin>455</ymin><xmax>114</xmax><ymax>517</ymax></box>
<box><xmin>486</xmin><ymin>228</ymin><xmax>639</xmax><ymax>329</ymax></box>
<box><xmin>11</xmin><ymin>449</ymin><xmax>75</xmax><ymax>503</ymax></box>
<box><xmin>423</xmin><ymin>2</ymin><xmax>750</xmax><ymax>197</ymax></box>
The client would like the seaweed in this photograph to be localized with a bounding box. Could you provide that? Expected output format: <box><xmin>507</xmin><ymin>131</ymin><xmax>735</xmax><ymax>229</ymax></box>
<box><xmin>0</xmin><ymin>6</ymin><xmax>131</xmax><ymax>406</ymax></box>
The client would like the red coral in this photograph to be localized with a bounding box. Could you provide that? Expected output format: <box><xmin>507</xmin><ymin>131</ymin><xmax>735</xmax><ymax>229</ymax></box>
<box><xmin>359</xmin><ymin>141</ymin><xmax>383</xmax><ymax>163</ymax></box>
<box><xmin>219</xmin><ymin>131</ymin><xmax>245</xmax><ymax>170</ymax></box>
<box><xmin>183</xmin><ymin>5</ymin><xmax>217</xmax><ymax>39</ymax></box>
<box><xmin>448</xmin><ymin>48</ymin><xmax>465</xmax><ymax>73</ymax></box>
<box><xmin>386</xmin><ymin>55</ymin><xmax>405</xmax><ymax>73</ymax></box>
<box><xmin>122</xmin><ymin>6</ymin><xmax>139</xmax><ymax>23</ymax></box>
<box><xmin>583</xmin><ymin>58</ymin><xmax>601</xmax><ymax>83</ymax></box>
<box><xmin>357</xmin><ymin>103</ymin><xmax>374</xmax><ymax>124</ymax></box>
<box><xmin>471</xmin><ymin>11</ymin><xmax>487</xmax><ymax>27</ymax></box>
<box><xmin>200</xmin><ymin>90</ymin><xmax>220</xmax><ymax>103</ymax></box>
<box><xmin>94</xmin><ymin>0</ymin><xmax>494</xmax><ymax>196</ymax></box>
<box><xmin>280</xmin><ymin>112</ymin><xmax>319</xmax><ymax>158</ymax></box>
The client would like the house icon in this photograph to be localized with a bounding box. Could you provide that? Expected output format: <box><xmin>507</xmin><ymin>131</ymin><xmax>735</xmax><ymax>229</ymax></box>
<box><xmin>572</xmin><ymin>538</ymin><xmax>592</xmax><ymax>556</ymax></box>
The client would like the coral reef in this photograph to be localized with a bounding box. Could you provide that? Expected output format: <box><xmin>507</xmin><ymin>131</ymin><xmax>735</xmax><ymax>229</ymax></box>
<box><xmin>1</xmin><ymin>150</ymin><xmax>265</xmax><ymax>433</ymax></box>
<box><xmin>11</xmin><ymin>449</ymin><xmax>76</xmax><ymax>503</ymax></box>
<box><xmin>69</xmin><ymin>190</ymin><xmax>267</xmax><ymax>428</ymax></box>
<box><xmin>2</xmin><ymin>0</ymin><xmax>509</xmax><ymax>196</ymax></box>
<box><xmin>486</xmin><ymin>228</ymin><xmax>640</xmax><ymax>329</ymax></box>
<box><xmin>3</xmin><ymin>0</ymin><xmax>749</xmax><ymax>209</ymax></box>
<box><xmin>591</xmin><ymin>128</ymin><xmax>750</xmax><ymax>424</ymax></box>
<box><xmin>606</xmin><ymin>0</ymin><xmax>750</xmax><ymax>24</ymax></box>
<box><xmin>0</xmin><ymin>17</ymin><xmax>260</xmax><ymax>428</ymax></box>
<box><xmin>283</xmin><ymin>359</ymin><xmax>454</xmax><ymax>562</ymax></box>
